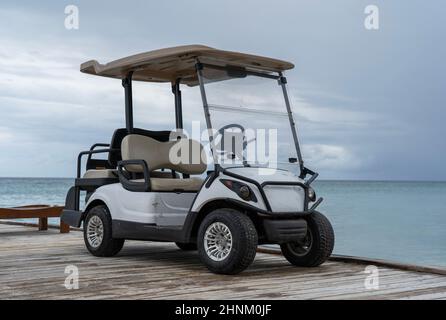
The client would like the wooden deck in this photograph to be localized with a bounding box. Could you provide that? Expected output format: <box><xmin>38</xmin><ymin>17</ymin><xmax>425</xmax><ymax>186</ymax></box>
<box><xmin>1</xmin><ymin>223</ymin><xmax>446</xmax><ymax>300</ymax></box>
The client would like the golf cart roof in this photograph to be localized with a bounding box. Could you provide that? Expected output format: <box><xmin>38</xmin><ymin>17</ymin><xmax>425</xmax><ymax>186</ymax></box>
<box><xmin>80</xmin><ymin>45</ymin><xmax>294</xmax><ymax>86</ymax></box>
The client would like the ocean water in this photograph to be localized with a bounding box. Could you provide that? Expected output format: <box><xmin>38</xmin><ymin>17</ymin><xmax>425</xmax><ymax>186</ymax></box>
<box><xmin>0</xmin><ymin>178</ymin><xmax>445</xmax><ymax>267</ymax></box>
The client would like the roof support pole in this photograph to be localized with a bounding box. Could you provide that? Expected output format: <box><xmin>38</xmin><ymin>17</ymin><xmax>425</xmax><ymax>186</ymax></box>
<box><xmin>278</xmin><ymin>72</ymin><xmax>305</xmax><ymax>176</ymax></box>
<box><xmin>172</xmin><ymin>79</ymin><xmax>183</xmax><ymax>129</ymax></box>
<box><xmin>196</xmin><ymin>62</ymin><xmax>219</xmax><ymax>166</ymax></box>
<box><xmin>122</xmin><ymin>72</ymin><xmax>134</xmax><ymax>133</ymax></box>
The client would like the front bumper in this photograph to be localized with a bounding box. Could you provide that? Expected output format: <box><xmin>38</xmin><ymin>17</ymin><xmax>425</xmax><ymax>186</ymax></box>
<box><xmin>262</xmin><ymin>218</ymin><xmax>307</xmax><ymax>244</ymax></box>
<box><xmin>224</xmin><ymin>198</ymin><xmax>318</xmax><ymax>219</ymax></box>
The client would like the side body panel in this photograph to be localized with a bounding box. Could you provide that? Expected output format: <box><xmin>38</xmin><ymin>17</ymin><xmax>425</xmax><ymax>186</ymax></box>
<box><xmin>85</xmin><ymin>167</ymin><xmax>308</xmax><ymax>243</ymax></box>
<box><xmin>86</xmin><ymin>183</ymin><xmax>195</xmax><ymax>227</ymax></box>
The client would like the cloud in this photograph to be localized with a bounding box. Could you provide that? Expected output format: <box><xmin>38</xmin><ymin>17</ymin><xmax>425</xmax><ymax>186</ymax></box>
<box><xmin>0</xmin><ymin>127</ymin><xmax>13</xmax><ymax>143</ymax></box>
<box><xmin>303</xmin><ymin>144</ymin><xmax>361</xmax><ymax>171</ymax></box>
<box><xmin>0</xmin><ymin>1</ymin><xmax>445</xmax><ymax>180</ymax></box>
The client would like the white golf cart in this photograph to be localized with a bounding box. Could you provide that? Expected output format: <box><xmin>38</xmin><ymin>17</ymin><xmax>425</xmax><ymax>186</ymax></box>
<box><xmin>61</xmin><ymin>45</ymin><xmax>334</xmax><ymax>274</ymax></box>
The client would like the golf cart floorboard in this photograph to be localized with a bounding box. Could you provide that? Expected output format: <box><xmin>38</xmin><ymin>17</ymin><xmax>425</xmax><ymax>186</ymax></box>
<box><xmin>1</xmin><ymin>223</ymin><xmax>445</xmax><ymax>300</ymax></box>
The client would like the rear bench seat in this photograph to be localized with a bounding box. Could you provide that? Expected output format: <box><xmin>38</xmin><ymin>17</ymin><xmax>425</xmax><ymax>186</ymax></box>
<box><xmin>81</xmin><ymin>128</ymin><xmax>178</xmax><ymax>182</ymax></box>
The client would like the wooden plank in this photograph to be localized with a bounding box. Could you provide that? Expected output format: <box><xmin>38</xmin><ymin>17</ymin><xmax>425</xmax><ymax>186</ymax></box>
<box><xmin>0</xmin><ymin>206</ymin><xmax>64</xmax><ymax>219</ymax></box>
<box><xmin>0</xmin><ymin>205</ymin><xmax>69</xmax><ymax>233</ymax></box>
<box><xmin>258</xmin><ymin>246</ymin><xmax>446</xmax><ymax>276</ymax></box>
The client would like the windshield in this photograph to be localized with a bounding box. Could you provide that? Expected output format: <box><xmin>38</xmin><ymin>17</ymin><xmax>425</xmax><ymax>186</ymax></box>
<box><xmin>198</xmin><ymin>65</ymin><xmax>299</xmax><ymax>174</ymax></box>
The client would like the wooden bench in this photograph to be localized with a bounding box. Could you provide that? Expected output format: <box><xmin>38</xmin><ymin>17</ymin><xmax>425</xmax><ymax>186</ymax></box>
<box><xmin>0</xmin><ymin>205</ymin><xmax>69</xmax><ymax>233</ymax></box>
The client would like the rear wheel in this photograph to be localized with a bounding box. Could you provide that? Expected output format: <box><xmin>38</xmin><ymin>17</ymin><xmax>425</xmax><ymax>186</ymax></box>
<box><xmin>281</xmin><ymin>211</ymin><xmax>334</xmax><ymax>267</ymax></box>
<box><xmin>198</xmin><ymin>209</ymin><xmax>258</xmax><ymax>275</ymax></box>
<box><xmin>83</xmin><ymin>205</ymin><xmax>124</xmax><ymax>257</ymax></box>
<box><xmin>175</xmin><ymin>242</ymin><xmax>197</xmax><ymax>251</ymax></box>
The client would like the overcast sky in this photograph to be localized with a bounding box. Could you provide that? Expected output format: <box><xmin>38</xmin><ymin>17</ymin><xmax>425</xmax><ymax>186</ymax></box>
<box><xmin>0</xmin><ymin>0</ymin><xmax>444</xmax><ymax>180</ymax></box>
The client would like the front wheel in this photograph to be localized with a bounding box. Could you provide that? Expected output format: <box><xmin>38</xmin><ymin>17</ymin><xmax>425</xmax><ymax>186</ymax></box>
<box><xmin>281</xmin><ymin>211</ymin><xmax>334</xmax><ymax>267</ymax></box>
<box><xmin>83</xmin><ymin>205</ymin><xmax>125</xmax><ymax>257</ymax></box>
<box><xmin>198</xmin><ymin>209</ymin><xmax>258</xmax><ymax>275</ymax></box>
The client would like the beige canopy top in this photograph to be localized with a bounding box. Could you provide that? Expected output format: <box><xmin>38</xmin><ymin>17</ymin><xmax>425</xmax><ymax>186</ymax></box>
<box><xmin>80</xmin><ymin>45</ymin><xmax>294</xmax><ymax>86</ymax></box>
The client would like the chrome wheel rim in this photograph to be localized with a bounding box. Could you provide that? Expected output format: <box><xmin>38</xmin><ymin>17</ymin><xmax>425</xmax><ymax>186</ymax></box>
<box><xmin>204</xmin><ymin>222</ymin><xmax>233</xmax><ymax>262</ymax></box>
<box><xmin>288</xmin><ymin>229</ymin><xmax>313</xmax><ymax>257</ymax></box>
<box><xmin>86</xmin><ymin>216</ymin><xmax>104</xmax><ymax>248</ymax></box>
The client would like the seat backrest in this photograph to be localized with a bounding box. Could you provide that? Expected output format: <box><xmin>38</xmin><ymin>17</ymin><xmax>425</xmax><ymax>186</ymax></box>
<box><xmin>121</xmin><ymin>134</ymin><xmax>207</xmax><ymax>175</ymax></box>
<box><xmin>108</xmin><ymin>128</ymin><xmax>172</xmax><ymax>167</ymax></box>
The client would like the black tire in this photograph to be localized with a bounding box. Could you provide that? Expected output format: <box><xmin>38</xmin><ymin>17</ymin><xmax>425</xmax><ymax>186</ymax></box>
<box><xmin>83</xmin><ymin>205</ymin><xmax>125</xmax><ymax>257</ymax></box>
<box><xmin>280</xmin><ymin>211</ymin><xmax>334</xmax><ymax>267</ymax></box>
<box><xmin>197</xmin><ymin>209</ymin><xmax>258</xmax><ymax>275</ymax></box>
<box><xmin>175</xmin><ymin>242</ymin><xmax>197</xmax><ymax>251</ymax></box>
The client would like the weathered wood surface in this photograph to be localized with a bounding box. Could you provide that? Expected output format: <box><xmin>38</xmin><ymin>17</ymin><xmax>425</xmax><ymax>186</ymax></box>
<box><xmin>0</xmin><ymin>223</ymin><xmax>445</xmax><ymax>300</ymax></box>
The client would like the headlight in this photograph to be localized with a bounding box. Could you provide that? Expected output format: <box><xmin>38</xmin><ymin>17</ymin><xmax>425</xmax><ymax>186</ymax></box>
<box><xmin>308</xmin><ymin>187</ymin><xmax>316</xmax><ymax>202</ymax></box>
<box><xmin>220</xmin><ymin>179</ymin><xmax>257</xmax><ymax>202</ymax></box>
<box><xmin>239</xmin><ymin>185</ymin><xmax>251</xmax><ymax>200</ymax></box>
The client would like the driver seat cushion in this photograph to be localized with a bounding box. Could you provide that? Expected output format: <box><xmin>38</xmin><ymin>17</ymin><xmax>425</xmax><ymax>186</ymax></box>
<box><xmin>121</xmin><ymin>134</ymin><xmax>207</xmax><ymax>174</ymax></box>
<box><xmin>121</xmin><ymin>134</ymin><xmax>207</xmax><ymax>192</ymax></box>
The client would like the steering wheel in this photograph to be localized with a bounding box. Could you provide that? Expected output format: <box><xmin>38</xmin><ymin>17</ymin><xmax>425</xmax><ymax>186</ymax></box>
<box><xmin>214</xmin><ymin>124</ymin><xmax>249</xmax><ymax>160</ymax></box>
